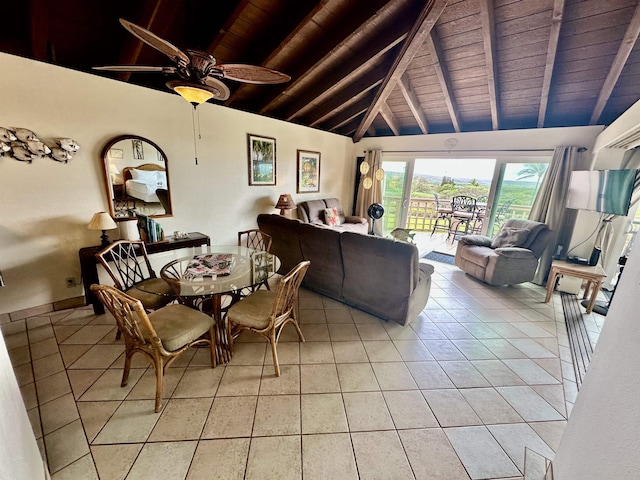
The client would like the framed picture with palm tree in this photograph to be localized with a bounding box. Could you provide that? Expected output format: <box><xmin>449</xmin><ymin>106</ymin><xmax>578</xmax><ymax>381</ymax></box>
<box><xmin>247</xmin><ymin>134</ymin><xmax>276</xmax><ymax>186</ymax></box>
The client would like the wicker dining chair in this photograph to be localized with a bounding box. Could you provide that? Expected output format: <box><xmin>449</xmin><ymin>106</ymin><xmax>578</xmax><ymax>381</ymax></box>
<box><xmin>227</xmin><ymin>260</ymin><xmax>310</xmax><ymax>376</ymax></box>
<box><xmin>91</xmin><ymin>284</ymin><xmax>215</xmax><ymax>412</ymax></box>
<box><xmin>237</xmin><ymin>229</ymin><xmax>273</xmax><ymax>296</ymax></box>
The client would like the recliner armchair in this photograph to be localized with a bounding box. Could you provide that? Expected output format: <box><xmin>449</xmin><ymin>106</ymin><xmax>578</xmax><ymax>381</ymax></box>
<box><xmin>454</xmin><ymin>218</ymin><xmax>553</xmax><ymax>286</ymax></box>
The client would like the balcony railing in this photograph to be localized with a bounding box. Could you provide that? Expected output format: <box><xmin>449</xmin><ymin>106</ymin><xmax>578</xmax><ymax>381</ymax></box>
<box><xmin>382</xmin><ymin>195</ymin><xmax>532</xmax><ymax>234</ymax></box>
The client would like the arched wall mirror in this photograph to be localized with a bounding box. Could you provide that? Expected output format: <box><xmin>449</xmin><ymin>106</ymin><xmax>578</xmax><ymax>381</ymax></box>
<box><xmin>101</xmin><ymin>135</ymin><xmax>172</xmax><ymax>220</ymax></box>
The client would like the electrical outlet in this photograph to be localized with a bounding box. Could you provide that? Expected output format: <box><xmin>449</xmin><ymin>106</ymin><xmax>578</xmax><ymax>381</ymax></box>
<box><xmin>65</xmin><ymin>277</ymin><xmax>76</xmax><ymax>288</ymax></box>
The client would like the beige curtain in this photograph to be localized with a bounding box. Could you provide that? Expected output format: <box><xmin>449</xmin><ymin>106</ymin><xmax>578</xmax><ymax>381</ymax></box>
<box><xmin>355</xmin><ymin>149</ymin><xmax>383</xmax><ymax>235</ymax></box>
<box><xmin>529</xmin><ymin>146</ymin><xmax>582</xmax><ymax>285</ymax></box>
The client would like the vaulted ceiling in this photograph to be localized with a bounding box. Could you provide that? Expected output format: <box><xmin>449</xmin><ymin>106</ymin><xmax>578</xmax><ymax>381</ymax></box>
<box><xmin>2</xmin><ymin>0</ymin><xmax>640</xmax><ymax>142</ymax></box>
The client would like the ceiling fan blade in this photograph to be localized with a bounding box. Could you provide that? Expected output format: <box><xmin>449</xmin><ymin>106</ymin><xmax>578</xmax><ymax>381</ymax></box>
<box><xmin>200</xmin><ymin>77</ymin><xmax>231</xmax><ymax>101</ymax></box>
<box><xmin>119</xmin><ymin>19</ymin><xmax>189</xmax><ymax>65</ymax></box>
<box><xmin>93</xmin><ymin>65</ymin><xmax>176</xmax><ymax>73</ymax></box>
<box><xmin>216</xmin><ymin>64</ymin><xmax>291</xmax><ymax>84</ymax></box>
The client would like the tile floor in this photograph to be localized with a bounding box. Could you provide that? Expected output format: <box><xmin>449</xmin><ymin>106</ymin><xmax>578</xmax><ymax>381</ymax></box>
<box><xmin>3</xmin><ymin>260</ymin><xmax>605</xmax><ymax>479</ymax></box>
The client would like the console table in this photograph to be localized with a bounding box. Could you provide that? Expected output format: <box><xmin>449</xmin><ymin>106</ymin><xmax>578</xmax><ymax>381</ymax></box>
<box><xmin>79</xmin><ymin>232</ymin><xmax>210</xmax><ymax>314</ymax></box>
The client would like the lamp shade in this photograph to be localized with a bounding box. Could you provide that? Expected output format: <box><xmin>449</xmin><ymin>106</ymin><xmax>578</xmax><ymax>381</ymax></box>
<box><xmin>275</xmin><ymin>194</ymin><xmax>296</xmax><ymax>215</ymax></box>
<box><xmin>87</xmin><ymin>212</ymin><xmax>117</xmax><ymax>231</ymax></box>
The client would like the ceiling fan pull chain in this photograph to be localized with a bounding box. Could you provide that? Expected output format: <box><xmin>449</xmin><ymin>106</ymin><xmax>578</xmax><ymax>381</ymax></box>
<box><xmin>191</xmin><ymin>107</ymin><xmax>198</xmax><ymax>165</ymax></box>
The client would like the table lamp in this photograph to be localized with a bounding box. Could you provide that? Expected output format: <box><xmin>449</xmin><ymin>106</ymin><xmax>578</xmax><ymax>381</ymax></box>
<box><xmin>88</xmin><ymin>212</ymin><xmax>118</xmax><ymax>246</ymax></box>
<box><xmin>275</xmin><ymin>194</ymin><xmax>296</xmax><ymax>216</ymax></box>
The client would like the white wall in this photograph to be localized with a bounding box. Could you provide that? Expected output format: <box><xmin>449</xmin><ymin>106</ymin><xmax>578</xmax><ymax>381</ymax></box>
<box><xmin>0</xmin><ymin>53</ymin><xmax>354</xmax><ymax>314</ymax></box>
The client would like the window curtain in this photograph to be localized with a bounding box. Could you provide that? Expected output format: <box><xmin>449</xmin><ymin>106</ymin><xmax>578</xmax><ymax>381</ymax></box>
<box><xmin>528</xmin><ymin>146</ymin><xmax>582</xmax><ymax>285</ymax></box>
<box><xmin>355</xmin><ymin>149</ymin><xmax>383</xmax><ymax>235</ymax></box>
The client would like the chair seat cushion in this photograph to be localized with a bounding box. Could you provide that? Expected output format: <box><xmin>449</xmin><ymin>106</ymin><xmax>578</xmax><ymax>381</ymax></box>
<box><xmin>147</xmin><ymin>304</ymin><xmax>214</xmax><ymax>352</ymax></box>
<box><xmin>126</xmin><ymin>278</ymin><xmax>175</xmax><ymax>310</ymax></box>
<box><xmin>227</xmin><ymin>290</ymin><xmax>276</xmax><ymax>330</ymax></box>
<box><xmin>458</xmin><ymin>244</ymin><xmax>495</xmax><ymax>267</ymax></box>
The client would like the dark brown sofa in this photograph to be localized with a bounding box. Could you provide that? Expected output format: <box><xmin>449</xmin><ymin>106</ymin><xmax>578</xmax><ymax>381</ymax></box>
<box><xmin>257</xmin><ymin>214</ymin><xmax>434</xmax><ymax>325</ymax></box>
<box><xmin>297</xmin><ymin>198</ymin><xmax>369</xmax><ymax>234</ymax></box>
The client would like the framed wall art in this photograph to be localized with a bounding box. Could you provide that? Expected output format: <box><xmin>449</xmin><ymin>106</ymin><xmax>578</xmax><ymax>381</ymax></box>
<box><xmin>247</xmin><ymin>134</ymin><xmax>276</xmax><ymax>186</ymax></box>
<box><xmin>297</xmin><ymin>149</ymin><xmax>320</xmax><ymax>193</ymax></box>
<box><xmin>132</xmin><ymin>139</ymin><xmax>144</xmax><ymax>160</ymax></box>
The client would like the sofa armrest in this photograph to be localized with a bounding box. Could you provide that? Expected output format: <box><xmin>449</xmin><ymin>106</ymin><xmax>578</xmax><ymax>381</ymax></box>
<box><xmin>419</xmin><ymin>260</ymin><xmax>435</xmax><ymax>276</ymax></box>
<box><xmin>494</xmin><ymin>247</ymin><xmax>535</xmax><ymax>259</ymax></box>
<box><xmin>344</xmin><ymin>215</ymin><xmax>367</xmax><ymax>225</ymax></box>
<box><xmin>458</xmin><ymin>235</ymin><xmax>492</xmax><ymax>247</ymax></box>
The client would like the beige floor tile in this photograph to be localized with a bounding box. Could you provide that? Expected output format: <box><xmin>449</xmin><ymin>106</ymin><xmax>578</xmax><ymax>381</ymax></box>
<box><xmin>302</xmin><ymin>433</ymin><xmax>358</xmax><ymax>479</ymax></box>
<box><xmin>53</xmin><ymin>325</ymin><xmax>83</xmax><ymax>344</ymax></box>
<box><xmin>445</xmin><ymin>426</ymin><xmax>520</xmax><ymax>479</ymax></box>
<box><xmin>350</xmin><ymin>309</ymin><xmax>381</xmax><ymax>324</ymax></box>
<box><xmin>149</xmin><ymin>397</ymin><xmax>212</xmax><ymax>441</ymax></box>
<box><xmin>187</xmin><ymin>438</ymin><xmax>250</xmax><ymax>480</ymax></box>
<box><xmin>423</xmin><ymin>339</ymin><xmax>466</xmax><ymax>360</ymax></box>
<box><xmin>44</xmin><ymin>419</ymin><xmax>90</xmax><ymax>474</ymax></box>
<box><xmin>300</xmin><ymin>309</ymin><xmax>327</xmax><ymax>324</ymax></box>
<box><xmin>355</xmin><ymin>323</ymin><xmax>390</xmax><ymax>340</ymax></box>
<box><xmin>50</xmin><ymin>453</ymin><xmax>98</xmax><ymax>480</ymax></box>
<box><xmin>91</xmin><ymin>444</ymin><xmax>143</xmax><ymax>480</ymax></box>
<box><xmin>253</xmin><ymin>394</ymin><xmax>301</xmax><ymax>436</ymax></box>
<box><xmin>77</xmin><ymin>401</ymin><xmax>121</xmax><ymax>443</ymax></box>
<box><xmin>202</xmin><ymin>395</ymin><xmax>257</xmax><ymax>438</ymax></box>
<box><xmin>362</xmin><ymin>340</ymin><xmax>403</xmax><ymax>362</ymax></box>
<box><xmin>217</xmin><ymin>365</ymin><xmax>263</xmax><ymax>396</ymax></box>
<box><xmin>452</xmin><ymin>339</ymin><xmax>498</xmax><ymax>360</ymax></box>
<box><xmin>93</xmin><ymin>400</ymin><xmax>162</xmax><ymax>444</ymax></box>
<box><xmin>300</xmin><ymin>341</ymin><xmax>335</xmax><ymax>363</ymax></box>
<box><xmin>27</xmin><ymin>406</ymin><xmax>43</xmax><ymax>439</ymax></box>
<box><xmin>126</xmin><ymin>441</ymin><xmax>197</xmax><ymax>480</ymax></box>
<box><xmin>40</xmin><ymin>393</ymin><xmax>79</xmax><ymax>435</ymax></box>
<box><xmin>479</xmin><ymin>339</ymin><xmax>529</xmax><ymax>359</ymax></box>
<box><xmin>406</xmin><ymin>361</ymin><xmax>456</xmax><ymax>389</ymax></box>
<box><xmin>460</xmin><ymin>388</ymin><xmax>523</xmax><ymax>424</ymax></box>
<box><xmin>327</xmin><ymin>323</ymin><xmax>360</xmax><ymax>341</ymax></box>
<box><xmin>325</xmin><ymin>309</ymin><xmax>354</xmax><ymax>324</ymax></box>
<box><xmin>439</xmin><ymin>360</ymin><xmax>491</xmax><ymax>388</ymax></box>
<box><xmin>488</xmin><ymin>423</ymin><xmax>555</xmax><ymax>471</ymax></box>
<box><xmin>172</xmin><ymin>365</ymin><xmax>224</xmax><ymax>398</ymax></box>
<box><xmin>300</xmin><ymin>364</ymin><xmax>340</xmax><ymax>393</ymax></box>
<box><xmin>496</xmin><ymin>386</ymin><xmax>565</xmax><ymax>422</ymax></box>
<box><xmin>60</xmin><ymin>325</ymin><xmax>114</xmax><ymax>345</ymax></box>
<box><xmin>300</xmin><ymin>323</ymin><xmax>330</xmax><ymax>341</ymax></box>
<box><xmin>471</xmin><ymin>360</ymin><xmax>527</xmax><ymax>387</ymax></box>
<box><xmin>503</xmin><ymin>359</ymin><xmax>561</xmax><ymax>385</ymax></box>
<box><xmin>507</xmin><ymin>338</ymin><xmax>556</xmax><ymax>358</ymax></box>
<box><xmin>383</xmin><ymin>322</ymin><xmax>421</xmax><ymax>341</ymax></box>
<box><xmin>79</xmin><ymin>368</ymin><xmax>145</xmax><ymax>402</ymax></box>
<box><xmin>393</xmin><ymin>339</ymin><xmax>435</xmax><ymax>361</ymax></box>
<box><xmin>246</xmin><ymin>436</ymin><xmax>301</xmax><ymax>480</ymax></box>
<box><xmin>531</xmin><ymin>384</ymin><xmax>567</xmax><ymax>417</ymax></box>
<box><xmin>336</xmin><ymin>363</ymin><xmax>380</xmax><ymax>392</ymax></box>
<box><xmin>383</xmin><ymin>390</ymin><xmax>438</xmax><ymax>429</ymax></box>
<box><xmin>372</xmin><ymin>362</ymin><xmax>419</xmax><ymax>390</ymax></box>
<box><xmin>461</xmin><ymin>322</ymin><xmax>501</xmax><ymax>339</ymax></box>
<box><xmin>228</xmin><ymin>342</ymin><xmax>267</xmax><ymax>365</ymax></box>
<box><xmin>533</xmin><ymin>357</ymin><xmax>563</xmax><ymax>381</ymax></box>
<box><xmin>8</xmin><ymin>344</ymin><xmax>31</xmax><ymax>367</ymax></box>
<box><xmin>264</xmin><ymin>341</ymin><xmax>300</xmax><ymax>366</ymax></box>
<box><xmin>66</xmin><ymin>369</ymin><xmax>105</xmax><ymax>400</ymax></box>
<box><xmin>343</xmin><ymin>391</ymin><xmax>394</xmax><ymax>431</ymax></box>
<box><xmin>30</xmin><ymin>337</ymin><xmax>60</xmax><ymax>361</ymax></box>
<box><xmin>35</xmin><ymin>370</ymin><xmax>72</xmax><ymax>404</ymax></box>
<box><xmin>33</xmin><ymin>352</ymin><xmax>65</xmax><ymax>380</ymax></box>
<box><xmin>331</xmin><ymin>341</ymin><xmax>369</xmax><ymax>363</ymax></box>
<box><xmin>20</xmin><ymin>383</ymin><xmax>38</xmax><ymax>410</ymax></box>
<box><xmin>411</xmin><ymin>320</ymin><xmax>450</xmax><ymax>339</ymax></box>
<box><xmin>399</xmin><ymin>428</ymin><xmax>470</xmax><ymax>479</ymax></box>
<box><xmin>351</xmin><ymin>430</ymin><xmax>414</xmax><ymax>479</ymax></box>
<box><xmin>438</xmin><ymin>323</ymin><xmax>476</xmax><ymax>340</ymax></box>
<box><xmin>422</xmin><ymin>389</ymin><xmax>482</xmax><ymax>427</ymax></box>
<box><xmin>67</xmin><ymin>345</ymin><xmax>123</xmax><ymax>369</ymax></box>
<box><xmin>58</xmin><ymin>344</ymin><xmax>92</xmax><ymax>367</ymax></box>
<box><xmin>126</xmin><ymin>366</ymin><xmax>184</xmax><ymax>400</ymax></box>
<box><xmin>301</xmin><ymin>393</ymin><xmax>348</xmax><ymax>434</ymax></box>
<box><xmin>259</xmin><ymin>364</ymin><xmax>300</xmax><ymax>394</ymax></box>
<box><xmin>530</xmin><ymin>420</ymin><xmax>567</xmax><ymax>452</ymax></box>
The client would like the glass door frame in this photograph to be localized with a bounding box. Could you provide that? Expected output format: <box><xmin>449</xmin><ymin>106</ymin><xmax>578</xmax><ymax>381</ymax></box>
<box><xmin>380</xmin><ymin>159</ymin><xmax>415</xmax><ymax>234</ymax></box>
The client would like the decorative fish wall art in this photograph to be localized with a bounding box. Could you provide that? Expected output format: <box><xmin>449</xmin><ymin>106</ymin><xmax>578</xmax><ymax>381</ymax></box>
<box><xmin>0</xmin><ymin>127</ymin><xmax>80</xmax><ymax>164</ymax></box>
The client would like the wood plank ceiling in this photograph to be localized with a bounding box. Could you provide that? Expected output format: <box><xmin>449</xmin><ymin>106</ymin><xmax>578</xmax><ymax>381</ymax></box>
<box><xmin>2</xmin><ymin>0</ymin><xmax>640</xmax><ymax>142</ymax></box>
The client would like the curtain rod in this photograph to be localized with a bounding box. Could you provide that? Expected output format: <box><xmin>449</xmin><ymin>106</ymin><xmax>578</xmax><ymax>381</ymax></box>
<box><xmin>364</xmin><ymin>147</ymin><xmax>586</xmax><ymax>153</ymax></box>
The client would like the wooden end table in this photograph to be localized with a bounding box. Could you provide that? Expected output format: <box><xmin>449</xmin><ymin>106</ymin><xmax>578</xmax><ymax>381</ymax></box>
<box><xmin>544</xmin><ymin>260</ymin><xmax>607</xmax><ymax>314</ymax></box>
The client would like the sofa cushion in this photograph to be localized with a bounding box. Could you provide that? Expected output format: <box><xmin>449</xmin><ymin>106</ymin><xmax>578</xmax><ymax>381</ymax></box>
<box><xmin>491</xmin><ymin>227</ymin><xmax>531</xmax><ymax>248</ymax></box>
<box><xmin>300</xmin><ymin>199</ymin><xmax>327</xmax><ymax>223</ymax></box>
<box><xmin>494</xmin><ymin>247</ymin><xmax>535</xmax><ymax>258</ymax></box>
<box><xmin>298</xmin><ymin>222</ymin><xmax>344</xmax><ymax>299</ymax></box>
<box><xmin>457</xmin><ymin>244</ymin><xmax>494</xmax><ymax>267</ymax></box>
<box><xmin>324</xmin><ymin>207</ymin><xmax>341</xmax><ymax>226</ymax></box>
<box><xmin>459</xmin><ymin>234</ymin><xmax>492</xmax><ymax>247</ymax></box>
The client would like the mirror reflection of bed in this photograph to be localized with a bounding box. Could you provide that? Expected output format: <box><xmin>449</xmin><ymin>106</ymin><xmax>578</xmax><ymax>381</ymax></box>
<box><xmin>102</xmin><ymin>135</ymin><xmax>172</xmax><ymax>219</ymax></box>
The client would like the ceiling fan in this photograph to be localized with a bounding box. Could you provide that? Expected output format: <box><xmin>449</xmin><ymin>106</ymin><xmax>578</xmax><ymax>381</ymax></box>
<box><xmin>94</xmin><ymin>19</ymin><xmax>290</xmax><ymax>105</ymax></box>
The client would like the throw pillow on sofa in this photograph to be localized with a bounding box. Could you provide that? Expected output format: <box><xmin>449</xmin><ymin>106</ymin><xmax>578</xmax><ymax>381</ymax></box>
<box><xmin>324</xmin><ymin>207</ymin><xmax>341</xmax><ymax>226</ymax></box>
<box><xmin>491</xmin><ymin>227</ymin><xmax>530</xmax><ymax>249</ymax></box>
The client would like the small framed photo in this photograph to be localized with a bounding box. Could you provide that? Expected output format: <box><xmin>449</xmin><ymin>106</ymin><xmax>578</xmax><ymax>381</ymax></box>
<box><xmin>247</xmin><ymin>134</ymin><xmax>276</xmax><ymax>186</ymax></box>
<box><xmin>297</xmin><ymin>149</ymin><xmax>320</xmax><ymax>193</ymax></box>
<box><xmin>132</xmin><ymin>139</ymin><xmax>144</xmax><ymax>160</ymax></box>
<box><xmin>109</xmin><ymin>148</ymin><xmax>123</xmax><ymax>159</ymax></box>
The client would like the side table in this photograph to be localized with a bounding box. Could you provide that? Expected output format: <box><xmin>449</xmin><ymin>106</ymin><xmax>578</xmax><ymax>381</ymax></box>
<box><xmin>79</xmin><ymin>232</ymin><xmax>210</xmax><ymax>314</ymax></box>
<box><xmin>544</xmin><ymin>260</ymin><xmax>607</xmax><ymax>314</ymax></box>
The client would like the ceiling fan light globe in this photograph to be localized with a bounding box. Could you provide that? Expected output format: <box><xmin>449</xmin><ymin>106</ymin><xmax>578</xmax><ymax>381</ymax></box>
<box><xmin>166</xmin><ymin>80</ymin><xmax>230</xmax><ymax>105</ymax></box>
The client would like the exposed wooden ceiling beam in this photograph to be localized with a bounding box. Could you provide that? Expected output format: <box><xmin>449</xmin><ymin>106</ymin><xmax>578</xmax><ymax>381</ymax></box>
<box><xmin>425</xmin><ymin>29</ymin><xmax>461</xmax><ymax>132</ymax></box>
<box><xmin>589</xmin><ymin>2</ymin><xmax>640</xmax><ymax>125</ymax></box>
<box><xmin>538</xmin><ymin>0</ymin><xmax>565</xmax><ymax>128</ymax></box>
<box><xmin>353</xmin><ymin>0</ymin><xmax>447</xmax><ymax>143</ymax></box>
<box><xmin>380</xmin><ymin>102</ymin><xmax>401</xmax><ymax>135</ymax></box>
<box><xmin>324</xmin><ymin>98</ymin><xmax>371</xmax><ymax>131</ymax></box>
<box><xmin>478</xmin><ymin>0</ymin><xmax>499</xmax><ymax>130</ymax></box>
<box><xmin>399</xmin><ymin>74</ymin><xmax>428</xmax><ymax>134</ymax></box>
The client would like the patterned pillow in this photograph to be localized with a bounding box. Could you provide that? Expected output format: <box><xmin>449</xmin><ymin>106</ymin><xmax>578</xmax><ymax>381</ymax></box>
<box><xmin>324</xmin><ymin>207</ymin><xmax>341</xmax><ymax>226</ymax></box>
<box><xmin>491</xmin><ymin>227</ymin><xmax>530</xmax><ymax>249</ymax></box>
